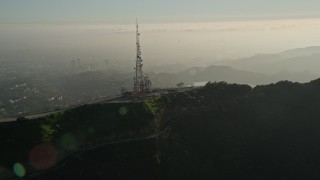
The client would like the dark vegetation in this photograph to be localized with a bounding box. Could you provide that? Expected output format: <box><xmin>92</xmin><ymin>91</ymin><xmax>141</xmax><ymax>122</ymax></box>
<box><xmin>157</xmin><ymin>80</ymin><xmax>320</xmax><ymax>179</ymax></box>
<box><xmin>2</xmin><ymin>79</ymin><xmax>320</xmax><ymax>179</ymax></box>
<box><xmin>0</xmin><ymin>103</ymin><xmax>155</xmax><ymax>179</ymax></box>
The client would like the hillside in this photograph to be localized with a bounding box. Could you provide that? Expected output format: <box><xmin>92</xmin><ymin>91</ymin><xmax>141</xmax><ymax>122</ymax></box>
<box><xmin>3</xmin><ymin>79</ymin><xmax>320</xmax><ymax>179</ymax></box>
<box><xmin>214</xmin><ymin>46</ymin><xmax>320</xmax><ymax>75</ymax></box>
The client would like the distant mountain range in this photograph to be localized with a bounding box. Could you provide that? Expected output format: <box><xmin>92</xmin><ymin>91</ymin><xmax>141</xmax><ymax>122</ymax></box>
<box><xmin>148</xmin><ymin>65</ymin><xmax>317</xmax><ymax>88</ymax></box>
<box><xmin>144</xmin><ymin>46</ymin><xmax>320</xmax><ymax>86</ymax></box>
<box><xmin>213</xmin><ymin>46</ymin><xmax>320</xmax><ymax>75</ymax></box>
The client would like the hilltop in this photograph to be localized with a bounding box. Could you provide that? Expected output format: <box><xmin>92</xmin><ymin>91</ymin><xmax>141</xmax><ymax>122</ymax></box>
<box><xmin>2</xmin><ymin>79</ymin><xmax>320</xmax><ymax>179</ymax></box>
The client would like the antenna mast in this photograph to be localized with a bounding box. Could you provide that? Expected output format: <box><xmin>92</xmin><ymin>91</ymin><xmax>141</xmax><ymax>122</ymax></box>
<box><xmin>133</xmin><ymin>19</ymin><xmax>151</xmax><ymax>93</ymax></box>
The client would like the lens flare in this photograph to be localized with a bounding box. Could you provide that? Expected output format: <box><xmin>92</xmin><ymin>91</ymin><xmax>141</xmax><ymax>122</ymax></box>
<box><xmin>59</xmin><ymin>133</ymin><xmax>78</xmax><ymax>151</ymax></box>
<box><xmin>119</xmin><ymin>106</ymin><xmax>128</xmax><ymax>116</ymax></box>
<box><xmin>29</xmin><ymin>143</ymin><xmax>58</xmax><ymax>170</ymax></box>
<box><xmin>12</xmin><ymin>163</ymin><xmax>26</xmax><ymax>177</ymax></box>
<box><xmin>88</xmin><ymin>127</ymin><xmax>95</xmax><ymax>134</ymax></box>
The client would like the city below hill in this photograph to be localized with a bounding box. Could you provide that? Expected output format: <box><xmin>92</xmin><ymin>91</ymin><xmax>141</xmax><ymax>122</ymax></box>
<box><xmin>2</xmin><ymin>46</ymin><xmax>320</xmax><ymax>118</ymax></box>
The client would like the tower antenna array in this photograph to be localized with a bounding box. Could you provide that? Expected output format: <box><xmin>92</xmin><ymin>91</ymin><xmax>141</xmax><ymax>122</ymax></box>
<box><xmin>133</xmin><ymin>19</ymin><xmax>151</xmax><ymax>93</ymax></box>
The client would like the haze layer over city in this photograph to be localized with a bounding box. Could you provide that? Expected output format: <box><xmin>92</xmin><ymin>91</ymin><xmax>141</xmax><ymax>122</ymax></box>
<box><xmin>1</xmin><ymin>0</ymin><xmax>320</xmax><ymax>117</ymax></box>
<box><xmin>1</xmin><ymin>0</ymin><xmax>320</xmax><ymax>66</ymax></box>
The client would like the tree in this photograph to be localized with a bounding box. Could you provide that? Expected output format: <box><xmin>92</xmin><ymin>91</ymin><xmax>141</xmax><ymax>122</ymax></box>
<box><xmin>177</xmin><ymin>82</ymin><xmax>184</xmax><ymax>88</ymax></box>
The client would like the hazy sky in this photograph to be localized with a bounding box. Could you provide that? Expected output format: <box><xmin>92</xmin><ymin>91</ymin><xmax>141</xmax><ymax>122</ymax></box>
<box><xmin>1</xmin><ymin>19</ymin><xmax>320</xmax><ymax>66</ymax></box>
<box><xmin>1</xmin><ymin>1</ymin><xmax>320</xmax><ymax>67</ymax></box>
<box><xmin>1</xmin><ymin>0</ymin><xmax>320</xmax><ymax>23</ymax></box>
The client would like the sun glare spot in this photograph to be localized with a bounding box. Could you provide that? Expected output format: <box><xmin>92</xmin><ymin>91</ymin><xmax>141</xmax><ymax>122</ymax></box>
<box><xmin>29</xmin><ymin>143</ymin><xmax>58</xmax><ymax>170</ymax></box>
<box><xmin>59</xmin><ymin>133</ymin><xmax>78</xmax><ymax>151</ymax></box>
<box><xmin>119</xmin><ymin>106</ymin><xmax>128</xmax><ymax>116</ymax></box>
<box><xmin>12</xmin><ymin>163</ymin><xmax>26</xmax><ymax>178</ymax></box>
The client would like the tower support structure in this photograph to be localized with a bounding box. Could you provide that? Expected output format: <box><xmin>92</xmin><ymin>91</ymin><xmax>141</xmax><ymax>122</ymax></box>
<box><xmin>133</xmin><ymin>19</ymin><xmax>152</xmax><ymax>93</ymax></box>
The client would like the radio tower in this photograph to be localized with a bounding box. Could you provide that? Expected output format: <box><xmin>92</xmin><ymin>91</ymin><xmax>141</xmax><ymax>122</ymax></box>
<box><xmin>133</xmin><ymin>19</ymin><xmax>151</xmax><ymax>94</ymax></box>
